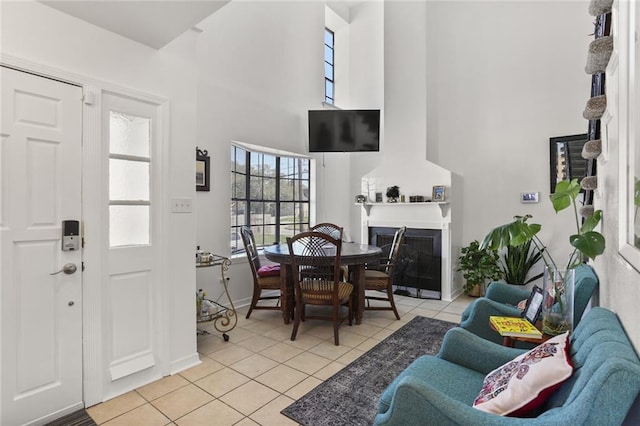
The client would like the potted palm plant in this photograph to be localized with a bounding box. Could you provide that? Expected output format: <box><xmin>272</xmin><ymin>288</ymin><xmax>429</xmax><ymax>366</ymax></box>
<box><xmin>457</xmin><ymin>240</ymin><xmax>502</xmax><ymax>297</ymax></box>
<box><xmin>481</xmin><ymin>179</ymin><xmax>605</xmax><ymax>335</ymax></box>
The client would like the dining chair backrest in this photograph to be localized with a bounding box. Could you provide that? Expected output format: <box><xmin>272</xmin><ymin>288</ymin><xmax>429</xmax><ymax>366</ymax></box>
<box><xmin>385</xmin><ymin>226</ymin><xmax>407</xmax><ymax>274</ymax></box>
<box><xmin>287</xmin><ymin>231</ymin><xmax>343</xmax><ymax>295</ymax></box>
<box><xmin>240</xmin><ymin>225</ymin><xmax>262</xmax><ymax>276</ymax></box>
<box><xmin>310</xmin><ymin>223</ymin><xmax>344</xmax><ymax>241</ymax></box>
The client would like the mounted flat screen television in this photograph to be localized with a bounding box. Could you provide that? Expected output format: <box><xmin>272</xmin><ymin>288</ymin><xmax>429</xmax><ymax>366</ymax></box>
<box><xmin>308</xmin><ymin>109</ymin><xmax>380</xmax><ymax>152</ymax></box>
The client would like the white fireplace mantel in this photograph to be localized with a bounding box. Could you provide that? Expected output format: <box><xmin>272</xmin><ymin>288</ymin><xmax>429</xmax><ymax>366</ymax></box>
<box><xmin>357</xmin><ymin>201</ymin><xmax>450</xmax><ymax>218</ymax></box>
<box><xmin>359</xmin><ymin>201</ymin><xmax>454</xmax><ymax>301</ymax></box>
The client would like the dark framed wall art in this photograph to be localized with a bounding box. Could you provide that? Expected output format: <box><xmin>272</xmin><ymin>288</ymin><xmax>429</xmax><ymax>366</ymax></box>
<box><xmin>196</xmin><ymin>147</ymin><xmax>210</xmax><ymax>192</ymax></box>
<box><xmin>549</xmin><ymin>133</ymin><xmax>588</xmax><ymax>193</ymax></box>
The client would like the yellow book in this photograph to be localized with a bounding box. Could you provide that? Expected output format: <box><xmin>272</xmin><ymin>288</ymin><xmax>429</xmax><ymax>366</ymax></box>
<box><xmin>489</xmin><ymin>316</ymin><xmax>543</xmax><ymax>339</ymax></box>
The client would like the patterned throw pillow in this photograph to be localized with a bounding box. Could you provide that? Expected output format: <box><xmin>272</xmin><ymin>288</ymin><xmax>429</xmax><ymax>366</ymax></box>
<box><xmin>473</xmin><ymin>332</ymin><xmax>572</xmax><ymax>416</ymax></box>
<box><xmin>257</xmin><ymin>264</ymin><xmax>281</xmax><ymax>277</ymax></box>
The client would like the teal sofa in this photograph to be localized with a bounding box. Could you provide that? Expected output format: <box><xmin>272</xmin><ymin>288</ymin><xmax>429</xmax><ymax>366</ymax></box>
<box><xmin>459</xmin><ymin>264</ymin><xmax>598</xmax><ymax>347</ymax></box>
<box><xmin>373</xmin><ymin>307</ymin><xmax>640</xmax><ymax>425</ymax></box>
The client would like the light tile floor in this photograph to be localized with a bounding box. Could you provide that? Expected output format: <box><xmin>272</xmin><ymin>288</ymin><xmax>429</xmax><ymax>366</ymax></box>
<box><xmin>87</xmin><ymin>292</ymin><xmax>475</xmax><ymax>426</ymax></box>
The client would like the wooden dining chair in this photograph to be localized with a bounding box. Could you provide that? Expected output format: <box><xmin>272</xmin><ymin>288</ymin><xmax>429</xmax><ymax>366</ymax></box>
<box><xmin>310</xmin><ymin>223</ymin><xmax>343</xmax><ymax>240</ymax></box>
<box><xmin>364</xmin><ymin>226</ymin><xmax>406</xmax><ymax>320</ymax></box>
<box><xmin>309</xmin><ymin>223</ymin><xmax>347</xmax><ymax>280</ymax></box>
<box><xmin>287</xmin><ymin>231</ymin><xmax>353</xmax><ymax>345</ymax></box>
<box><xmin>240</xmin><ymin>225</ymin><xmax>282</xmax><ymax>319</ymax></box>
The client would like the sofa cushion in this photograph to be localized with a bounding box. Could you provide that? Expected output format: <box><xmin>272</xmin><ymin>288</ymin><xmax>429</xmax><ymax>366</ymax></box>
<box><xmin>377</xmin><ymin>354</ymin><xmax>486</xmax><ymax>414</ymax></box>
<box><xmin>257</xmin><ymin>264</ymin><xmax>280</xmax><ymax>277</ymax></box>
<box><xmin>473</xmin><ymin>332</ymin><xmax>572</xmax><ymax>416</ymax></box>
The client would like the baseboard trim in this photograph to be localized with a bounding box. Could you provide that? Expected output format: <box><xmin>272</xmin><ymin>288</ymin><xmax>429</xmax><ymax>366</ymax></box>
<box><xmin>170</xmin><ymin>352</ymin><xmax>201</xmax><ymax>376</ymax></box>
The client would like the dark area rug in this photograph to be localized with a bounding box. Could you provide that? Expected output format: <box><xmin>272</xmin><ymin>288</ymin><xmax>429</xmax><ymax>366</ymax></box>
<box><xmin>281</xmin><ymin>315</ymin><xmax>456</xmax><ymax>426</ymax></box>
<box><xmin>44</xmin><ymin>409</ymin><xmax>96</xmax><ymax>426</ymax></box>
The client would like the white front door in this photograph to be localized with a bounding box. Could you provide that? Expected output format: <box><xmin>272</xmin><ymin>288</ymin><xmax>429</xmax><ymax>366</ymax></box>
<box><xmin>0</xmin><ymin>66</ymin><xmax>83</xmax><ymax>425</ymax></box>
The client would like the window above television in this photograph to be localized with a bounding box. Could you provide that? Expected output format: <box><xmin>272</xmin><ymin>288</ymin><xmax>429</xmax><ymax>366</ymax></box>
<box><xmin>324</xmin><ymin>28</ymin><xmax>335</xmax><ymax>105</ymax></box>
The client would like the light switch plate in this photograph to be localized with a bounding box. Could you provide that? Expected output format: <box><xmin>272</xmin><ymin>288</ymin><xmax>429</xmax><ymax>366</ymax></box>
<box><xmin>172</xmin><ymin>198</ymin><xmax>192</xmax><ymax>213</ymax></box>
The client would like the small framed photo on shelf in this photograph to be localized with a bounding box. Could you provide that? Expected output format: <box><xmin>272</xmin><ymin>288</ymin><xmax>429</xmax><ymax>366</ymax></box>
<box><xmin>432</xmin><ymin>185</ymin><xmax>446</xmax><ymax>202</ymax></box>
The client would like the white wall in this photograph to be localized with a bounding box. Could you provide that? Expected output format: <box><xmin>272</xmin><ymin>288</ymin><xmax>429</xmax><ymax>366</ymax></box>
<box><xmin>1</xmin><ymin>0</ymin><xmax>199</xmax><ymax>404</ymax></box>
<box><xmin>192</xmin><ymin>1</ymin><xmax>326</xmax><ymax>300</ymax></box>
<box><xmin>424</xmin><ymin>1</ymin><xmax>593</xmax><ymax>267</ymax></box>
<box><xmin>344</xmin><ymin>1</ymin><xmax>385</xmax><ymax>240</ymax></box>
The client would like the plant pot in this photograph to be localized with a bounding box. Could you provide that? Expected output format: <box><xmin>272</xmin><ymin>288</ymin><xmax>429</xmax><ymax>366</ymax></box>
<box><xmin>465</xmin><ymin>283</ymin><xmax>484</xmax><ymax>297</ymax></box>
<box><xmin>541</xmin><ymin>268</ymin><xmax>575</xmax><ymax>336</ymax></box>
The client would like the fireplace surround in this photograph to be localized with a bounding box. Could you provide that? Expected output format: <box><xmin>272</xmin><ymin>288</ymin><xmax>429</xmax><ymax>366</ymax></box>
<box><xmin>357</xmin><ymin>197</ymin><xmax>457</xmax><ymax>301</ymax></box>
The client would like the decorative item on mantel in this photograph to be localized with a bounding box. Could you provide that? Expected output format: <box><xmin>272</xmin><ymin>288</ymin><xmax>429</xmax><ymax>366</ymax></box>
<box><xmin>386</xmin><ymin>186</ymin><xmax>400</xmax><ymax>203</ymax></box>
<box><xmin>355</xmin><ymin>194</ymin><xmax>367</xmax><ymax>203</ymax></box>
<box><xmin>432</xmin><ymin>185</ymin><xmax>446</xmax><ymax>202</ymax></box>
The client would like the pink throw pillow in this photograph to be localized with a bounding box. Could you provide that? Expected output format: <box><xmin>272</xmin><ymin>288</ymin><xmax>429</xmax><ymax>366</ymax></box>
<box><xmin>473</xmin><ymin>331</ymin><xmax>572</xmax><ymax>417</ymax></box>
<box><xmin>257</xmin><ymin>264</ymin><xmax>280</xmax><ymax>277</ymax></box>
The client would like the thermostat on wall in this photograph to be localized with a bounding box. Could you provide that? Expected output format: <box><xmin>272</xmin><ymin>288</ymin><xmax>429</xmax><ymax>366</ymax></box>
<box><xmin>521</xmin><ymin>192</ymin><xmax>539</xmax><ymax>203</ymax></box>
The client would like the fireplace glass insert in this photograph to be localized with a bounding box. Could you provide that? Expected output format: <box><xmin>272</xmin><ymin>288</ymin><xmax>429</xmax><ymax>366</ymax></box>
<box><xmin>368</xmin><ymin>227</ymin><xmax>442</xmax><ymax>299</ymax></box>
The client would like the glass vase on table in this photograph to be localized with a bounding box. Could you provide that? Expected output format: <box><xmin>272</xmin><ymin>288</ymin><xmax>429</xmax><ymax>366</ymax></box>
<box><xmin>541</xmin><ymin>268</ymin><xmax>575</xmax><ymax>336</ymax></box>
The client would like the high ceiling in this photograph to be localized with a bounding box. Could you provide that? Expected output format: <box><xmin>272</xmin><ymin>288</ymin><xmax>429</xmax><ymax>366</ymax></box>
<box><xmin>40</xmin><ymin>1</ymin><xmax>230</xmax><ymax>49</ymax></box>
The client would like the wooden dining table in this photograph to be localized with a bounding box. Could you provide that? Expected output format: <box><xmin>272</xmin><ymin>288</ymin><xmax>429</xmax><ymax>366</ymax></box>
<box><xmin>263</xmin><ymin>242</ymin><xmax>383</xmax><ymax>325</ymax></box>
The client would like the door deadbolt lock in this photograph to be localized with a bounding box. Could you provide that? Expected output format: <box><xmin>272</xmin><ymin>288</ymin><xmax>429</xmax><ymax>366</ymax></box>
<box><xmin>61</xmin><ymin>220</ymin><xmax>80</xmax><ymax>251</ymax></box>
<box><xmin>50</xmin><ymin>263</ymin><xmax>77</xmax><ymax>275</ymax></box>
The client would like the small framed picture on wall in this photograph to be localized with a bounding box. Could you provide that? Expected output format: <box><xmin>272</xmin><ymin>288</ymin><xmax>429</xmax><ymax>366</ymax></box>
<box><xmin>432</xmin><ymin>185</ymin><xmax>446</xmax><ymax>202</ymax></box>
<box><xmin>196</xmin><ymin>147</ymin><xmax>210</xmax><ymax>192</ymax></box>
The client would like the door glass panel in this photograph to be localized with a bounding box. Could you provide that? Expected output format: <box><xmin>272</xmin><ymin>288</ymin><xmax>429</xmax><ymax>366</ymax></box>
<box><xmin>109</xmin><ymin>111</ymin><xmax>150</xmax><ymax>157</ymax></box>
<box><xmin>109</xmin><ymin>159</ymin><xmax>149</xmax><ymax>201</ymax></box>
<box><xmin>109</xmin><ymin>108</ymin><xmax>151</xmax><ymax>248</ymax></box>
<box><xmin>109</xmin><ymin>205</ymin><xmax>150</xmax><ymax>247</ymax></box>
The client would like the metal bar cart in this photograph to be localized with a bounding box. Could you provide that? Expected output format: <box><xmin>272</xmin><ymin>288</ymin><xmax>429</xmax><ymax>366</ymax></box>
<box><xmin>196</xmin><ymin>254</ymin><xmax>237</xmax><ymax>341</ymax></box>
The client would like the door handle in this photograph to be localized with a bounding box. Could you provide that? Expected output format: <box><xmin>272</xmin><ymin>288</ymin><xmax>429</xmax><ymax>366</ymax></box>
<box><xmin>50</xmin><ymin>263</ymin><xmax>77</xmax><ymax>275</ymax></box>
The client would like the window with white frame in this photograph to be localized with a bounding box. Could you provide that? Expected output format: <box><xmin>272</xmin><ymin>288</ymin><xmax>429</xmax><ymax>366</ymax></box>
<box><xmin>230</xmin><ymin>145</ymin><xmax>311</xmax><ymax>251</ymax></box>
